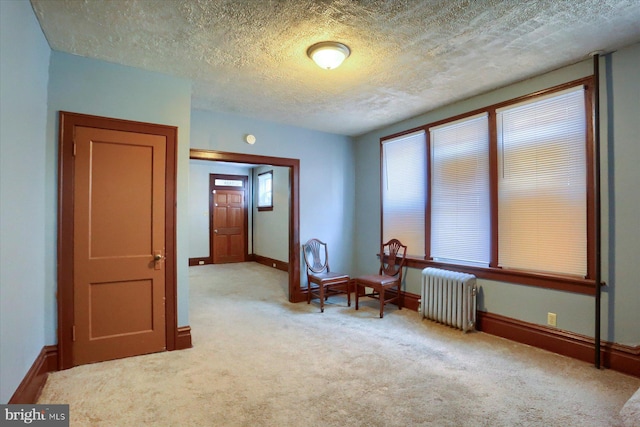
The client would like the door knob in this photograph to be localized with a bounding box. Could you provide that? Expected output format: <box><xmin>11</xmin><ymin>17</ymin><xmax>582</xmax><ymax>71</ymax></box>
<box><xmin>153</xmin><ymin>252</ymin><xmax>165</xmax><ymax>270</ymax></box>
<box><xmin>214</xmin><ymin>229</ymin><xmax>218</xmax><ymax>234</ymax></box>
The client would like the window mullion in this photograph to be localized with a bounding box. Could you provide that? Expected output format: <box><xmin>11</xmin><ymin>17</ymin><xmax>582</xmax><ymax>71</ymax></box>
<box><xmin>488</xmin><ymin>109</ymin><xmax>499</xmax><ymax>268</ymax></box>
<box><xmin>425</xmin><ymin>131</ymin><xmax>432</xmax><ymax>260</ymax></box>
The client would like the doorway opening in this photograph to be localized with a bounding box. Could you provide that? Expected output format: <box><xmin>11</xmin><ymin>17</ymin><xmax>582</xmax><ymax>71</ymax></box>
<box><xmin>189</xmin><ymin>149</ymin><xmax>303</xmax><ymax>303</ymax></box>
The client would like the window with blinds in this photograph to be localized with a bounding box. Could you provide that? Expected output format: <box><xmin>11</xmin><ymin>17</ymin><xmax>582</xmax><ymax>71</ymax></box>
<box><xmin>378</xmin><ymin>79</ymin><xmax>592</xmax><ymax>288</ymax></box>
<box><xmin>497</xmin><ymin>87</ymin><xmax>587</xmax><ymax>276</ymax></box>
<box><xmin>382</xmin><ymin>131</ymin><xmax>426</xmax><ymax>257</ymax></box>
<box><xmin>430</xmin><ymin>113</ymin><xmax>490</xmax><ymax>266</ymax></box>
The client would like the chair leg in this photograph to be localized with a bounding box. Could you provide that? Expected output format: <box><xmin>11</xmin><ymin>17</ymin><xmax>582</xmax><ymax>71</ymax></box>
<box><xmin>319</xmin><ymin>283</ymin><xmax>325</xmax><ymax>313</ymax></box>
<box><xmin>346</xmin><ymin>280</ymin><xmax>351</xmax><ymax>307</ymax></box>
<box><xmin>355</xmin><ymin>282</ymin><xmax>359</xmax><ymax>310</ymax></box>
<box><xmin>307</xmin><ymin>283</ymin><xmax>311</xmax><ymax>305</ymax></box>
<box><xmin>379</xmin><ymin>288</ymin><xmax>385</xmax><ymax>318</ymax></box>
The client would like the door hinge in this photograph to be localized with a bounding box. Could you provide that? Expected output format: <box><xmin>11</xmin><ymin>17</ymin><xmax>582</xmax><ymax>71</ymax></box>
<box><xmin>73</xmin><ymin>142</ymin><xmax>77</xmax><ymax>157</ymax></box>
<box><xmin>72</xmin><ymin>325</ymin><xmax>76</xmax><ymax>342</ymax></box>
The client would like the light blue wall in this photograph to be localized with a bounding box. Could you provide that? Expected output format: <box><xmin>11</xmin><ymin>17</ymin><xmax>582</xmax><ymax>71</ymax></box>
<box><xmin>46</xmin><ymin>52</ymin><xmax>193</xmax><ymax>328</ymax></box>
<box><xmin>253</xmin><ymin>165</ymin><xmax>289</xmax><ymax>263</ymax></box>
<box><xmin>605</xmin><ymin>42</ymin><xmax>640</xmax><ymax>345</ymax></box>
<box><xmin>354</xmin><ymin>43</ymin><xmax>640</xmax><ymax>346</ymax></box>
<box><xmin>190</xmin><ymin>109</ymin><xmax>356</xmax><ymax>282</ymax></box>
<box><xmin>0</xmin><ymin>0</ymin><xmax>51</xmax><ymax>403</ymax></box>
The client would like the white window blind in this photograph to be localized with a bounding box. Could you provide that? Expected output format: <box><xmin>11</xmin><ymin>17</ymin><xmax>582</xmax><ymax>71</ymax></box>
<box><xmin>497</xmin><ymin>87</ymin><xmax>587</xmax><ymax>276</ymax></box>
<box><xmin>382</xmin><ymin>131</ymin><xmax>426</xmax><ymax>257</ymax></box>
<box><xmin>429</xmin><ymin>114</ymin><xmax>490</xmax><ymax>266</ymax></box>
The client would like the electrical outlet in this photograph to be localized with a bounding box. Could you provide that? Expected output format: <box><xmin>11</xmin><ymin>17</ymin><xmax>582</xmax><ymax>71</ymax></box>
<box><xmin>272</xmin><ymin>263</ymin><xmax>276</xmax><ymax>268</ymax></box>
<box><xmin>547</xmin><ymin>312</ymin><xmax>557</xmax><ymax>327</ymax></box>
<box><xmin>198</xmin><ymin>260</ymin><xmax>204</xmax><ymax>265</ymax></box>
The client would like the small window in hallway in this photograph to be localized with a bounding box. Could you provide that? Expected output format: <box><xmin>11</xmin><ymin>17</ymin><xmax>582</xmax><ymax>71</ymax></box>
<box><xmin>258</xmin><ymin>170</ymin><xmax>273</xmax><ymax>211</ymax></box>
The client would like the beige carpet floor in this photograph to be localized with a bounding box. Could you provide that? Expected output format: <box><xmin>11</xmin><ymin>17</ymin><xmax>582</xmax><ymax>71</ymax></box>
<box><xmin>39</xmin><ymin>262</ymin><xmax>640</xmax><ymax>426</ymax></box>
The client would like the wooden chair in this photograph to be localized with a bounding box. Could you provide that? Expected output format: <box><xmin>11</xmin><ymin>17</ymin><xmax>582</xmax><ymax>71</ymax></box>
<box><xmin>355</xmin><ymin>239</ymin><xmax>407</xmax><ymax>318</ymax></box>
<box><xmin>302</xmin><ymin>238</ymin><xmax>351</xmax><ymax>312</ymax></box>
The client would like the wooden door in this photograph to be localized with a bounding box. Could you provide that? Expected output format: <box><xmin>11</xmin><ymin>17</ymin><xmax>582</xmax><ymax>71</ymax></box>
<box><xmin>212</xmin><ymin>189</ymin><xmax>246</xmax><ymax>263</ymax></box>
<box><xmin>72</xmin><ymin>125</ymin><xmax>167</xmax><ymax>365</ymax></box>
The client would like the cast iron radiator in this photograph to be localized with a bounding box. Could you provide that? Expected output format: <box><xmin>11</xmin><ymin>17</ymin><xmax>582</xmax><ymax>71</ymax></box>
<box><xmin>421</xmin><ymin>267</ymin><xmax>477</xmax><ymax>332</ymax></box>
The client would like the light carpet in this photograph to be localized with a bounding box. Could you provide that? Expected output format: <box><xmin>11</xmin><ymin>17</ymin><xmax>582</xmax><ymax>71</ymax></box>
<box><xmin>38</xmin><ymin>262</ymin><xmax>640</xmax><ymax>426</ymax></box>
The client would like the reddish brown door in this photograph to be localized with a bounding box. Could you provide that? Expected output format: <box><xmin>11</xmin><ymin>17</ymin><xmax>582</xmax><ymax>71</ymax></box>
<box><xmin>73</xmin><ymin>126</ymin><xmax>166</xmax><ymax>365</ymax></box>
<box><xmin>213</xmin><ymin>189</ymin><xmax>246</xmax><ymax>263</ymax></box>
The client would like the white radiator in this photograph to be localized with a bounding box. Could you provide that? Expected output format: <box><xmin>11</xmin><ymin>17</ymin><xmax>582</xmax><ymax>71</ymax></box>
<box><xmin>421</xmin><ymin>267</ymin><xmax>477</xmax><ymax>332</ymax></box>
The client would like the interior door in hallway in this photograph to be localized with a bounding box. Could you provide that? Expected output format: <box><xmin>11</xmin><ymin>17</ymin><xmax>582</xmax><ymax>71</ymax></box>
<box><xmin>211</xmin><ymin>174</ymin><xmax>247</xmax><ymax>264</ymax></box>
<box><xmin>73</xmin><ymin>125</ymin><xmax>167</xmax><ymax>365</ymax></box>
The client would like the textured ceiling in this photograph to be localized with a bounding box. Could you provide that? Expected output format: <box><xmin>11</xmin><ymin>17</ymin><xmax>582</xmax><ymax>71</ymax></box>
<box><xmin>31</xmin><ymin>0</ymin><xmax>640</xmax><ymax>136</ymax></box>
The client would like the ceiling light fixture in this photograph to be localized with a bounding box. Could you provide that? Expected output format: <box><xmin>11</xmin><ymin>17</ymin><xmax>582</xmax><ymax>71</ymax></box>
<box><xmin>307</xmin><ymin>41</ymin><xmax>351</xmax><ymax>70</ymax></box>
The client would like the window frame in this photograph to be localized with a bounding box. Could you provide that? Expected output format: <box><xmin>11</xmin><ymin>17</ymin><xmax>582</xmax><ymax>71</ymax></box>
<box><xmin>379</xmin><ymin>77</ymin><xmax>596</xmax><ymax>295</ymax></box>
<box><xmin>429</xmin><ymin>112</ymin><xmax>491</xmax><ymax>267</ymax></box>
<box><xmin>257</xmin><ymin>170</ymin><xmax>274</xmax><ymax>212</ymax></box>
<box><xmin>381</xmin><ymin>130</ymin><xmax>427</xmax><ymax>258</ymax></box>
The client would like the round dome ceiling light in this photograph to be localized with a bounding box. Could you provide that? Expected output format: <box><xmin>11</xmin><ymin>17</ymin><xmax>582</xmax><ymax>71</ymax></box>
<box><xmin>307</xmin><ymin>41</ymin><xmax>351</xmax><ymax>70</ymax></box>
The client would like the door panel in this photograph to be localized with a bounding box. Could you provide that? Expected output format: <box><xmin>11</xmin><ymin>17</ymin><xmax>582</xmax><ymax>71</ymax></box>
<box><xmin>213</xmin><ymin>189</ymin><xmax>245</xmax><ymax>263</ymax></box>
<box><xmin>73</xmin><ymin>126</ymin><xmax>166</xmax><ymax>365</ymax></box>
<box><xmin>89</xmin><ymin>279</ymin><xmax>153</xmax><ymax>338</ymax></box>
<box><xmin>88</xmin><ymin>141</ymin><xmax>153</xmax><ymax>257</ymax></box>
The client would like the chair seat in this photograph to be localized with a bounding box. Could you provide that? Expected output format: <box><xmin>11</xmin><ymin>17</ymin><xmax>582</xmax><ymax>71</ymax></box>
<box><xmin>309</xmin><ymin>271</ymin><xmax>350</xmax><ymax>285</ymax></box>
<box><xmin>307</xmin><ymin>272</ymin><xmax>351</xmax><ymax>312</ymax></box>
<box><xmin>356</xmin><ymin>274</ymin><xmax>399</xmax><ymax>288</ymax></box>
